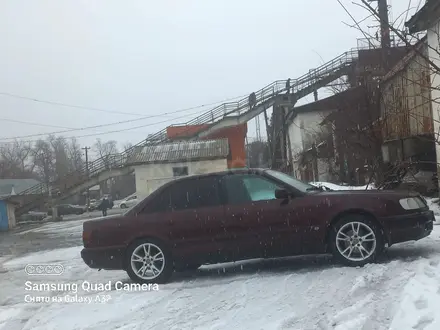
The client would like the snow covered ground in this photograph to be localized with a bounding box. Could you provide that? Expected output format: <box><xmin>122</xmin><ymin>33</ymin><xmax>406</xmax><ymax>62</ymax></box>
<box><xmin>1</xmin><ymin>190</ymin><xmax>440</xmax><ymax>329</ymax></box>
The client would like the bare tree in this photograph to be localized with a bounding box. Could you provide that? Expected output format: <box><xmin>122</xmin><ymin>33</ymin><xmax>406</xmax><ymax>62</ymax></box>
<box><xmin>293</xmin><ymin>84</ymin><xmax>382</xmax><ymax>185</ymax></box>
<box><xmin>94</xmin><ymin>139</ymin><xmax>118</xmax><ymax>157</ymax></box>
<box><xmin>93</xmin><ymin>138</ymin><xmax>119</xmax><ymax>168</ymax></box>
<box><xmin>246</xmin><ymin>140</ymin><xmax>270</xmax><ymax>168</ymax></box>
<box><xmin>32</xmin><ymin>139</ymin><xmax>55</xmax><ymax>185</ymax></box>
<box><xmin>47</xmin><ymin>135</ymin><xmax>70</xmax><ymax>180</ymax></box>
<box><xmin>66</xmin><ymin>137</ymin><xmax>84</xmax><ymax>172</ymax></box>
<box><xmin>0</xmin><ymin>140</ymin><xmax>34</xmax><ymax>178</ymax></box>
<box><xmin>123</xmin><ymin>142</ymin><xmax>133</xmax><ymax>151</ymax></box>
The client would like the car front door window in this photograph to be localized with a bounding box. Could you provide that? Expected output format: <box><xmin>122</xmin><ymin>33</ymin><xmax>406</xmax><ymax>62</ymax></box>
<box><xmin>224</xmin><ymin>174</ymin><xmax>282</xmax><ymax>204</ymax></box>
<box><xmin>242</xmin><ymin>177</ymin><xmax>280</xmax><ymax>202</ymax></box>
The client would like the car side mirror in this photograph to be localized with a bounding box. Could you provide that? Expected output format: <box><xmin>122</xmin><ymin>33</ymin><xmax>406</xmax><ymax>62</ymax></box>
<box><xmin>275</xmin><ymin>189</ymin><xmax>290</xmax><ymax>199</ymax></box>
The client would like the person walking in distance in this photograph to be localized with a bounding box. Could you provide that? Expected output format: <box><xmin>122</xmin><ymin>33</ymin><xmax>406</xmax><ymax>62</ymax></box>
<box><xmin>100</xmin><ymin>196</ymin><xmax>110</xmax><ymax>217</ymax></box>
<box><xmin>249</xmin><ymin>92</ymin><xmax>256</xmax><ymax>109</ymax></box>
<box><xmin>286</xmin><ymin>78</ymin><xmax>291</xmax><ymax>94</ymax></box>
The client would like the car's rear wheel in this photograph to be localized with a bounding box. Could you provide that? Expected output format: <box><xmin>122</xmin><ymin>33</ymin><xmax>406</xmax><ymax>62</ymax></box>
<box><xmin>120</xmin><ymin>204</ymin><xmax>127</xmax><ymax>209</ymax></box>
<box><xmin>125</xmin><ymin>238</ymin><xmax>173</xmax><ymax>284</ymax></box>
<box><xmin>329</xmin><ymin>215</ymin><xmax>383</xmax><ymax>267</ymax></box>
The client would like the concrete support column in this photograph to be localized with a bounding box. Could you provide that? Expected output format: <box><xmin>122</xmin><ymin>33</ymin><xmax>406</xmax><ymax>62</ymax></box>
<box><xmin>51</xmin><ymin>206</ymin><xmax>59</xmax><ymax>222</ymax></box>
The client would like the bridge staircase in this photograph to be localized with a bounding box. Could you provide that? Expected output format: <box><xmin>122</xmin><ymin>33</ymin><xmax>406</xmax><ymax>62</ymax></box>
<box><xmin>12</xmin><ymin>50</ymin><xmax>359</xmax><ymax>215</ymax></box>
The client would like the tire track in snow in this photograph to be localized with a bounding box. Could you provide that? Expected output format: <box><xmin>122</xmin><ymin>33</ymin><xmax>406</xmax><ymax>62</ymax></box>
<box><xmin>389</xmin><ymin>256</ymin><xmax>440</xmax><ymax>330</ymax></box>
<box><xmin>277</xmin><ymin>260</ymin><xmax>416</xmax><ymax>330</ymax></box>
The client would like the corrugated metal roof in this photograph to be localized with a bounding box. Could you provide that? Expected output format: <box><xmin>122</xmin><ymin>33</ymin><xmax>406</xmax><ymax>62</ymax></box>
<box><xmin>126</xmin><ymin>138</ymin><xmax>229</xmax><ymax>165</ymax></box>
<box><xmin>406</xmin><ymin>0</ymin><xmax>440</xmax><ymax>33</ymax></box>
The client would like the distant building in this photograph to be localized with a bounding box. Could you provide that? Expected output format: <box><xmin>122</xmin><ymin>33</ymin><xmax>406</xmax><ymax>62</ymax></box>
<box><xmin>286</xmin><ymin>100</ymin><xmax>334</xmax><ymax>181</ymax></box>
<box><xmin>379</xmin><ymin>38</ymin><xmax>437</xmax><ymax>192</ymax></box>
<box><xmin>126</xmin><ymin>139</ymin><xmax>230</xmax><ymax>200</ymax></box>
<box><xmin>166</xmin><ymin>124</ymin><xmax>247</xmax><ymax>168</ymax></box>
<box><xmin>0</xmin><ymin>178</ymin><xmax>42</xmax><ymax>197</ymax></box>
<box><xmin>406</xmin><ymin>2</ymin><xmax>440</xmax><ymax>156</ymax></box>
<box><xmin>405</xmin><ymin>2</ymin><xmax>440</xmax><ymax>192</ymax></box>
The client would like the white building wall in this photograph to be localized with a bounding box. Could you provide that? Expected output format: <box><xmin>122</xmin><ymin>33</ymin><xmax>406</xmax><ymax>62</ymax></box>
<box><xmin>133</xmin><ymin>159</ymin><xmax>228</xmax><ymax>200</ymax></box>
<box><xmin>428</xmin><ymin>19</ymin><xmax>440</xmax><ymax>177</ymax></box>
<box><xmin>287</xmin><ymin>110</ymin><xmax>333</xmax><ymax>178</ymax></box>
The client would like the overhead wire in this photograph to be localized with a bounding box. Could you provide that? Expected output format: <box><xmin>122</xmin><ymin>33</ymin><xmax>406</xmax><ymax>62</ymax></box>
<box><xmin>0</xmin><ymin>107</ymin><xmax>212</xmax><ymax>143</ymax></box>
<box><xmin>1</xmin><ymin>92</ymin><xmax>152</xmax><ymax>117</ymax></box>
<box><xmin>0</xmin><ymin>92</ymin><xmax>249</xmax><ymax>141</ymax></box>
<box><xmin>0</xmin><ymin>118</ymin><xmax>74</xmax><ymax>130</ymax></box>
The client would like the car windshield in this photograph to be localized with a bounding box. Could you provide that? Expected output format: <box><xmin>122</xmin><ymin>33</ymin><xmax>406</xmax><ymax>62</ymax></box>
<box><xmin>264</xmin><ymin>169</ymin><xmax>317</xmax><ymax>193</ymax></box>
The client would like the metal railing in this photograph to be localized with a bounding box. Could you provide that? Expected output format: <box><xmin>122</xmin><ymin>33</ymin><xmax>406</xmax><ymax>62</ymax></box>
<box><xmin>16</xmin><ymin>49</ymin><xmax>360</xmax><ymax>205</ymax></box>
<box><xmin>356</xmin><ymin>32</ymin><xmax>426</xmax><ymax>50</ymax></box>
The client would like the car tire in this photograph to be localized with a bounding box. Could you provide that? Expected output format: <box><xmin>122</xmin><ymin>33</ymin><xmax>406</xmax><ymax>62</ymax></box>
<box><xmin>329</xmin><ymin>214</ymin><xmax>383</xmax><ymax>267</ymax></box>
<box><xmin>120</xmin><ymin>204</ymin><xmax>127</xmax><ymax>209</ymax></box>
<box><xmin>125</xmin><ymin>238</ymin><xmax>174</xmax><ymax>284</ymax></box>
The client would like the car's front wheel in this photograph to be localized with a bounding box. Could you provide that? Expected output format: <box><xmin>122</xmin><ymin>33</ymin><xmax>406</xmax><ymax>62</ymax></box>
<box><xmin>120</xmin><ymin>204</ymin><xmax>127</xmax><ymax>209</ymax></box>
<box><xmin>125</xmin><ymin>238</ymin><xmax>173</xmax><ymax>284</ymax></box>
<box><xmin>329</xmin><ymin>215</ymin><xmax>383</xmax><ymax>267</ymax></box>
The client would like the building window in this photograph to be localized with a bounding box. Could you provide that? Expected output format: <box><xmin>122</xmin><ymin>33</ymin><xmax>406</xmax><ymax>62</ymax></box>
<box><xmin>172</xmin><ymin>166</ymin><xmax>188</xmax><ymax>177</ymax></box>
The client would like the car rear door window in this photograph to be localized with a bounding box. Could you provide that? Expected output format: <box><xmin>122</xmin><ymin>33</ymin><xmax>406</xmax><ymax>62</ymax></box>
<box><xmin>170</xmin><ymin>177</ymin><xmax>221</xmax><ymax>211</ymax></box>
<box><xmin>145</xmin><ymin>177</ymin><xmax>221</xmax><ymax>213</ymax></box>
<box><xmin>147</xmin><ymin>189</ymin><xmax>172</xmax><ymax>213</ymax></box>
<box><xmin>223</xmin><ymin>174</ymin><xmax>282</xmax><ymax>204</ymax></box>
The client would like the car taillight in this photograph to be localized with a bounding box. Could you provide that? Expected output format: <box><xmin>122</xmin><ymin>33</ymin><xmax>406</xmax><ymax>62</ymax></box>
<box><xmin>82</xmin><ymin>230</ymin><xmax>93</xmax><ymax>247</ymax></box>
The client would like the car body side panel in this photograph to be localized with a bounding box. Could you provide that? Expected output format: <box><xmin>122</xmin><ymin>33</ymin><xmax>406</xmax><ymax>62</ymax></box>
<box><xmin>221</xmin><ymin>203</ymin><xmax>265</xmax><ymax>260</ymax></box>
<box><xmin>81</xmin><ymin>170</ymin><xmax>434</xmax><ymax>271</ymax></box>
<box><xmin>167</xmin><ymin>205</ymin><xmax>226</xmax><ymax>261</ymax></box>
<box><xmin>245</xmin><ymin>198</ymin><xmax>305</xmax><ymax>257</ymax></box>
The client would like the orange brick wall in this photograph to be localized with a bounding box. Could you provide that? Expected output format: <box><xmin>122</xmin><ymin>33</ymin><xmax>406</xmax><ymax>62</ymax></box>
<box><xmin>166</xmin><ymin>124</ymin><xmax>247</xmax><ymax>168</ymax></box>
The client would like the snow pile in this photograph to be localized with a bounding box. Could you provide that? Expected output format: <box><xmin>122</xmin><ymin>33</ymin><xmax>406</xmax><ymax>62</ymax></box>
<box><xmin>310</xmin><ymin>181</ymin><xmax>376</xmax><ymax>191</ymax></box>
<box><xmin>389</xmin><ymin>259</ymin><xmax>440</xmax><ymax>330</ymax></box>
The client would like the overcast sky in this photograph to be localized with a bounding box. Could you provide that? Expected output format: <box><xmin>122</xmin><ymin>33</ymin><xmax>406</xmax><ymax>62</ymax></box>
<box><xmin>0</xmin><ymin>0</ymin><xmax>418</xmax><ymax>156</ymax></box>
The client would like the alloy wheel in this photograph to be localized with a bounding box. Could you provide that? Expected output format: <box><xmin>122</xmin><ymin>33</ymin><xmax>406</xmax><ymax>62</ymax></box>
<box><xmin>130</xmin><ymin>243</ymin><xmax>165</xmax><ymax>280</ymax></box>
<box><xmin>335</xmin><ymin>221</ymin><xmax>377</xmax><ymax>262</ymax></box>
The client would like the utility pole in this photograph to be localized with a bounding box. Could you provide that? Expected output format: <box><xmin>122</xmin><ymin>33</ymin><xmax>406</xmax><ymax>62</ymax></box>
<box><xmin>368</xmin><ymin>0</ymin><xmax>391</xmax><ymax>70</ymax></box>
<box><xmin>378</xmin><ymin>0</ymin><xmax>391</xmax><ymax>71</ymax></box>
<box><xmin>82</xmin><ymin>146</ymin><xmax>91</xmax><ymax>210</ymax></box>
<box><xmin>377</xmin><ymin>0</ymin><xmax>390</xmax><ymax>49</ymax></box>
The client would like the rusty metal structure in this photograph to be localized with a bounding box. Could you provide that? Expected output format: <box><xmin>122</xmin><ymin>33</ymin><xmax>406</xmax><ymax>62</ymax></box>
<box><xmin>269</xmin><ymin>39</ymin><xmax>412</xmax><ymax>175</ymax></box>
<box><xmin>379</xmin><ymin>37</ymin><xmax>438</xmax><ymax>194</ymax></box>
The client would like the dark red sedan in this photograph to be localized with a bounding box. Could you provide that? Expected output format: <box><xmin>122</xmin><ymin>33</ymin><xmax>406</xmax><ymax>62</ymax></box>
<box><xmin>81</xmin><ymin>168</ymin><xmax>434</xmax><ymax>284</ymax></box>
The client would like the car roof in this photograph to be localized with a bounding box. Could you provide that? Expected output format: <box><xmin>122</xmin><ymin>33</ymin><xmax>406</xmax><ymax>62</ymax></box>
<box><xmin>167</xmin><ymin>168</ymin><xmax>269</xmax><ymax>184</ymax></box>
